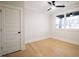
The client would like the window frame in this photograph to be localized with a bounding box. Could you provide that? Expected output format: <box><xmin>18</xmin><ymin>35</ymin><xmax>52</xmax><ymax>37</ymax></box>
<box><xmin>56</xmin><ymin>11</ymin><xmax>79</xmax><ymax>30</ymax></box>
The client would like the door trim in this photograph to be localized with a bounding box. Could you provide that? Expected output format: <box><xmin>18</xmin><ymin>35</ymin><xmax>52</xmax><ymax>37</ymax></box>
<box><xmin>20</xmin><ymin>9</ymin><xmax>25</xmax><ymax>50</ymax></box>
<box><xmin>0</xmin><ymin>4</ymin><xmax>25</xmax><ymax>56</ymax></box>
<box><xmin>0</xmin><ymin>7</ymin><xmax>3</xmax><ymax>56</ymax></box>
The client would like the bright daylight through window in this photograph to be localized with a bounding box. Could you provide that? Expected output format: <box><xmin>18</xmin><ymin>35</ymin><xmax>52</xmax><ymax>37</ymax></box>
<box><xmin>56</xmin><ymin>11</ymin><xmax>79</xmax><ymax>29</ymax></box>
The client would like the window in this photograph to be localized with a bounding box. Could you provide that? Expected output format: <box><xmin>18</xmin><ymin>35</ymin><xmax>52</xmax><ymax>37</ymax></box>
<box><xmin>56</xmin><ymin>11</ymin><xmax>79</xmax><ymax>29</ymax></box>
<box><xmin>56</xmin><ymin>14</ymin><xmax>65</xmax><ymax>29</ymax></box>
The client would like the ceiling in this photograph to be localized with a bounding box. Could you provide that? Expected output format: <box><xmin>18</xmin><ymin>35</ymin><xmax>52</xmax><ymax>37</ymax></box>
<box><xmin>24</xmin><ymin>1</ymin><xmax>78</xmax><ymax>8</ymax></box>
<box><xmin>24</xmin><ymin>1</ymin><xmax>78</xmax><ymax>14</ymax></box>
<box><xmin>0</xmin><ymin>1</ymin><xmax>78</xmax><ymax>13</ymax></box>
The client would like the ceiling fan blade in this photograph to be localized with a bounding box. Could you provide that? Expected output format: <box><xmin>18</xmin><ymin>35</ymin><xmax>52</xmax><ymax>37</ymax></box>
<box><xmin>48</xmin><ymin>8</ymin><xmax>52</xmax><ymax>11</ymax></box>
<box><xmin>52</xmin><ymin>1</ymin><xmax>55</xmax><ymax>6</ymax></box>
<box><xmin>56</xmin><ymin>5</ymin><xmax>65</xmax><ymax>7</ymax></box>
<box><xmin>48</xmin><ymin>2</ymin><xmax>52</xmax><ymax>5</ymax></box>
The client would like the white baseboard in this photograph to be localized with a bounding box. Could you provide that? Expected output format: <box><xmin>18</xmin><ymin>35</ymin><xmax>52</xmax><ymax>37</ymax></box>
<box><xmin>25</xmin><ymin>35</ymin><xmax>79</xmax><ymax>46</ymax></box>
<box><xmin>51</xmin><ymin>36</ymin><xmax>79</xmax><ymax>45</ymax></box>
<box><xmin>26</xmin><ymin>36</ymin><xmax>51</xmax><ymax>44</ymax></box>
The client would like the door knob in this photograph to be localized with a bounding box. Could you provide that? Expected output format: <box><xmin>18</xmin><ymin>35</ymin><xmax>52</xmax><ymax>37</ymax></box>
<box><xmin>18</xmin><ymin>32</ymin><xmax>21</xmax><ymax>34</ymax></box>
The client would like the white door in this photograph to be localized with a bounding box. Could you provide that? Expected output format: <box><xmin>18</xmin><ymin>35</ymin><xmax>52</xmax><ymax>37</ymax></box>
<box><xmin>0</xmin><ymin>10</ymin><xmax>2</xmax><ymax>56</ymax></box>
<box><xmin>2</xmin><ymin>8</ymin><xmax>21</xmax><ymax>55</ymax></box>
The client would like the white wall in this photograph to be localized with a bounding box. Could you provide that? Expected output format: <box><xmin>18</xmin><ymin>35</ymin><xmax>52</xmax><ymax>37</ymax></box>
<box><xmin>24</xmin><ymin>9</ymin><xmax>50</xmax><ymax>43</ymax></box>
<box><xmin>0</xmin><ymin>1</ymin><xmax>24</xmax><ymax>8</ymax></box>
<box><xmin>50</xmin><ymin>3</ymin><xmax>79</xmax><ymax>45</ymax></box>
<box><xmin>1</xmin><ymin>1</ymin><xmax>79</xmax><ymax>45</ymax></box>
<box><xmin>0</xmin><ymin>1</ymin><xmax>51</xmax><ymax>43</ymax></box>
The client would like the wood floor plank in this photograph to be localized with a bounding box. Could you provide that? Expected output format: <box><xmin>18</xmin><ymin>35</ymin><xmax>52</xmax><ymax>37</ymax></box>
<box><xmin>4</xmin><ymin>38</ymin><xmax>79</xmax><ymax>57</ymax></box>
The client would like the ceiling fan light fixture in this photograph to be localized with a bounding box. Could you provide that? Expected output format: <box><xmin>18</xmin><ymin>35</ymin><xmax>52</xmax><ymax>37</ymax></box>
<box><xmin>51</xmin><ymin>6</ymin><xmax>56</xmax><ymax>9</ymax></box>
<box><xmin>48</xmin><ymin>1</ymin><xmax>65</xmax><ymax>11</ymax></box>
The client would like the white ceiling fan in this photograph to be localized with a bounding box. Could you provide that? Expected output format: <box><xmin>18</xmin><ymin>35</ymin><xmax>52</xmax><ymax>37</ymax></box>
<box><xmin>48</xmin><ymin>1</ymin><xmax>65</xmax><ymax>11</ymax></box>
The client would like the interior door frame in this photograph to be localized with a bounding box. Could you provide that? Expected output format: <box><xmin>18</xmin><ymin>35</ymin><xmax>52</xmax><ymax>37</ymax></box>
<box><xmin>0</xmin><ymin>7</ymin><xmax>3</xmax><ymax>56</ymax></box>
<box><xmin>0</xmin><ymin>4</ymin><xmax>25</xmax><ymax>56</ymax></box>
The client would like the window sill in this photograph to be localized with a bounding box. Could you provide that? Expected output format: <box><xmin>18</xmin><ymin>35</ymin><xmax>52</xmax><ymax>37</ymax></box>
<box><xmin>56</xmin><ymin>28</ymin><xmax>79</xmax><ymax>32</ymax></box>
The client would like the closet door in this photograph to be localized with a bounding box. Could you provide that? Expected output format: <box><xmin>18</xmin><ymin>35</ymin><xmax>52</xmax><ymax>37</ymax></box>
<box><xmin>0</xmin><ymin>10</ymin><xmax>2</xmax><ymax>56</ymax></box>
<box><xmin>3</xmin><ymin>8</ymin><xmax>21</xmax><ymax>55</ymax></box>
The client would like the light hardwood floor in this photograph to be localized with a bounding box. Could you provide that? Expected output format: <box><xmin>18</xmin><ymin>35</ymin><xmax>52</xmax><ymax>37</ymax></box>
<box><xmin>4</xmin><ymin>38</ymin><xmax>79</xmax><ymax>57</ymax></box>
